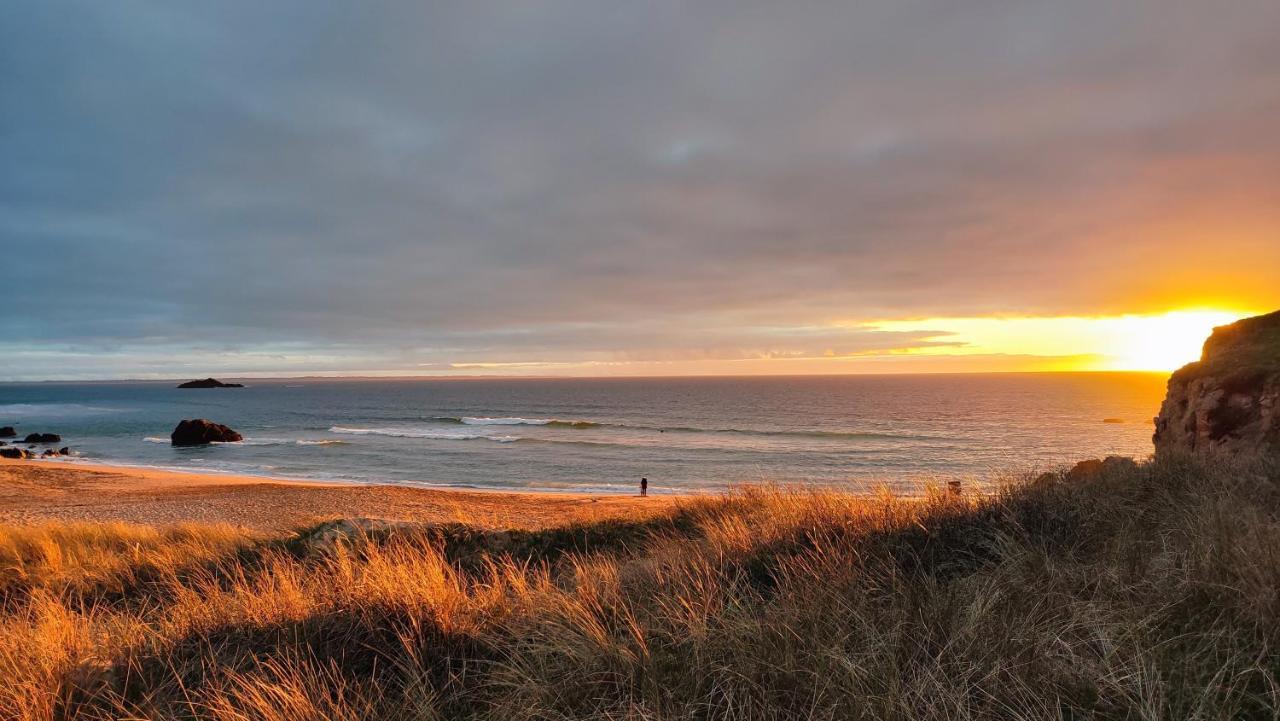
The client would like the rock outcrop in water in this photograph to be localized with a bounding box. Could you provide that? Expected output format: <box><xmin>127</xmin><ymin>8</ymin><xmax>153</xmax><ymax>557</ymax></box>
<box><xmin>22</xmin><ymin>433</ymin><xmax>61</xmax><ymax>444</ymax></box>
<box><xmin>0</xmin><ymin>427</ymin><xmax>15</xmax><ymax>438</ymax></box>
<box><xmin>1153</xmin><ymin>309</ymin><xmax>1280</xmax><ymax>456</ymax></box>
<box><xmin>177</xmin><ymin>378</ymin><xmax>244</xmax><ymax>388</ymax></box>
<box><xmin>171</xmin><ymin>419</ymin><xmax>243</xmax><ymax>446</ymax></box>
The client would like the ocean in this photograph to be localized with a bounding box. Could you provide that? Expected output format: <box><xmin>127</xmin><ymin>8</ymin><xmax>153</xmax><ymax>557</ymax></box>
<box><xmin>0</xmin><ymin>374</ymin><xmax>1167</xmax><ymax>494</ymax></box>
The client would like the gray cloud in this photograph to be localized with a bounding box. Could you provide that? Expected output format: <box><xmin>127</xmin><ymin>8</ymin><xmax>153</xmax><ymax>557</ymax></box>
<box><xmin>3</xmin><ymin>0</ymin><xmax>1280</xmax><ymax>378</ymax></box>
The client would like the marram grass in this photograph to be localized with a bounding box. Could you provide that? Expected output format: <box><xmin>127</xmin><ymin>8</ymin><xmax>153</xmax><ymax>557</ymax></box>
<box><xmin>1</xmin><ymin>452</ymin><xmax>1278</xmax><ymax>720</ymax></box>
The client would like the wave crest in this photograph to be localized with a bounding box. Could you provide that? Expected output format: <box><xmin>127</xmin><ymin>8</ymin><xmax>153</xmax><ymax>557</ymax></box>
<box><xmin>432</xmin><ymin>416</ymin><xmax>600</xmax><ymax>428</ymax></box>
<box><xmin>330</xmin><ymin>426</ymin><xmax>520</xmax><ymax>443</ymax></box>
<box><xmin>143</xmin><ymin>436</ymin><xmax>292</xmax><ymax>447</ymax></box>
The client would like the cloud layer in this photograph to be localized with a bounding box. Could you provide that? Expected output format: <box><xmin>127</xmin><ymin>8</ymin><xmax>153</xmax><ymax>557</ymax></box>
<box><xmin>3</xmin><ymin>1</ymin><xmax>1279</xmax><ymax>378</ymax></box>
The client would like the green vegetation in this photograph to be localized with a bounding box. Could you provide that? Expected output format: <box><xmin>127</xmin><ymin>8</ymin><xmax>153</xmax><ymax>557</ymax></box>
<box><xmin>3</xmin><ymin>452</ymin><xmax>1279</xmax><ymax>720</ymax></box>
<box><xmin>1174</xmin><ymin>309</ymin><xmax>1280</xmax><ymax>383</ymax></box>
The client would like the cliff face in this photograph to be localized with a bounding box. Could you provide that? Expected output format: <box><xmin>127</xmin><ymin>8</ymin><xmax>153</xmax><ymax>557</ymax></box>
<box><xmin>1153</xmin><ymin>310</ymin><xmax>1280</xmax><ymax>455</ymax></box>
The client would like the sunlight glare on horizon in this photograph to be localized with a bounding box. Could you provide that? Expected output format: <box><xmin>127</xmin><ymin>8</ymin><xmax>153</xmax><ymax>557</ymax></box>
<box><xmin>870</xmin><ymin>310</ymin><xmax>1251</xmax><ymax>372</ymax></box>
<box><xmin>1096</xmin><ymin>311</ymin><xmax>1249</xmax><ymax>371</ymax></box>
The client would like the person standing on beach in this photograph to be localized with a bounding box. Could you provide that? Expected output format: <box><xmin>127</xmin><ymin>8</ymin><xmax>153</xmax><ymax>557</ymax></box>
<box><xmin>640</xmin><ymin>477</ymin><xmax>648</xmax><ymax>497</ymax></box>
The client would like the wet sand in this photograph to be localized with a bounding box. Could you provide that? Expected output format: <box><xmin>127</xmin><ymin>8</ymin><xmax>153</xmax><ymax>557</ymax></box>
<box><xmin>0</xmin><ymin>460</ymin><xmax>676</xmax><ymax>531</ymax></box>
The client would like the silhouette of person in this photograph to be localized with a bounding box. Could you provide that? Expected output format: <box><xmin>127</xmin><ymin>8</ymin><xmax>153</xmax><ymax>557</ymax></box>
<box><xmin>640</xmin><ymin>477</ymin><xmax>648</xmax><ymax>497</ymax></box>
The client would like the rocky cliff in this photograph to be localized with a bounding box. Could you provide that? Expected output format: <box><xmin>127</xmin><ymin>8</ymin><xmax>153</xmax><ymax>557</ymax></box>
<box><xmin>1153</xmin><ymin>310</ymin><xmax>1280</xmax><ymax>455</ymax></box>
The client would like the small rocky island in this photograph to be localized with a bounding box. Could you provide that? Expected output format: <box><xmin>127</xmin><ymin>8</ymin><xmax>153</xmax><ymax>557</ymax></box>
<box><xmin>1154</xmin><ymin>309</ymin><xmax>1280</xmax><ymax>455</ymax></box>
<box><xmin>177</xmin><ymin>378</ymin><xmax>244</xmax><ymax>388</ymax></box>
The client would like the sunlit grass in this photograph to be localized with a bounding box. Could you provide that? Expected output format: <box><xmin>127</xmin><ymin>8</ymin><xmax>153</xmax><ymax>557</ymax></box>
<box><xmin>1</xmin><ymin>453</ymin><xmax>1278</xmax><ymax>719</ymax></box>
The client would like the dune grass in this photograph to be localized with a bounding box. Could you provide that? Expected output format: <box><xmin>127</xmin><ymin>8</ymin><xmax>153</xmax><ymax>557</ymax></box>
<box><xmin>1</xmin><ymin>452</ymin><xmax>1278</xmax><ymax>720</ymax></box>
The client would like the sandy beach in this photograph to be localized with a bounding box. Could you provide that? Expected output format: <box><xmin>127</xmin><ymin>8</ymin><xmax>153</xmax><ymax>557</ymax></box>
<box><xmin>0</xmin><ymin>459</ymin><xmax>676</xmax><ymax>531</ymax></box>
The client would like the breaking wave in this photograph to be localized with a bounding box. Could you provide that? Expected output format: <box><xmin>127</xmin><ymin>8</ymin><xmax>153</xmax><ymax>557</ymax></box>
<box><xmin>143</xmin><ymin>436</ymin><xmax>295</xmax><ymax>447</ymax></box>
<box><xmin>434</xmin><ymin>416</ymin><xmax>600</xmax><ymax>428</ymax></box>
<box><xmin>1</xmin><ymin>403</ymin><xmax>129</xmax><ymax>416</ymax></box>
<box><xmin>655</xmin><ymin>426</ymin><xmax>950</xmax><ymax>442</ymax></box>
<box><xmin>433</xmin><ymin>417</ymin><xmax>947</xmax><ymax>442</ymax></box>
<box><xmin>330</xmin><ymin>426</ymin><xmax>520</xmax><ymax>443</ymax></box>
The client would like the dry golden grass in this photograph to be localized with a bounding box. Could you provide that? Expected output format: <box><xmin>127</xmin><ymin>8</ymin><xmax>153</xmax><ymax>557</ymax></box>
<box><xmin>1</xmin><ymin>452</ymin><xmax>1278</xmax><ymax>720</ymax></box>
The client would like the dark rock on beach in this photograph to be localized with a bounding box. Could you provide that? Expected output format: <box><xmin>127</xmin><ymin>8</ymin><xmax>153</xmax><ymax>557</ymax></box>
<box><xmin>1154</xmin><ymin>309</ymin><xmax>1280</xmax><ymax>456</ymax></box>
<box><xmin>177</xmin><ymin>378</ymin><xmax>244</xmax><ymax>388</ymax></box>
<box><xmin>171</xmin><ymin>419</ymin><xmax>243</xmax><ymax>446</ymax></box>
<box><xmin>0</xmin><ymin>426</ymin><xmax>15</xmax><ymax>438</ymax></box>
<box><xmin>22</xmin><ymin>433</ymin><xmax>61</xmax><ymax>444</ymax></box>
<box><xmin>0</xmin><ymin>448</ymin><xmax>33</xmax><ymax>460</ymax></box>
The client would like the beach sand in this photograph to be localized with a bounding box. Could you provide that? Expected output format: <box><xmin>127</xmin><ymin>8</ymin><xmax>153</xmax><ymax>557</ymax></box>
<box><xmin>0</xmin><ymin>459</ymin><xmax>675</xmax><ymax>531</ymax></box>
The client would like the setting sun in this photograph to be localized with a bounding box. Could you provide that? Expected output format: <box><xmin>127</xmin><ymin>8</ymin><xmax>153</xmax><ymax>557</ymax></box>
<box><xmin>1094</xmin><ymin>311</ymin><xmax>1250</xmax><ymax>371</ymax></box>
<box><xmin>869</xmin><ymin>309</ymin><xmax>1253</xmax><ymax>372</ymax></box>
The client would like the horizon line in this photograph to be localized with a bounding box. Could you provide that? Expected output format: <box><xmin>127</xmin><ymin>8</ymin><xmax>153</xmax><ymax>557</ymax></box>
<box><xmin>0</xmin><ymin>369</ymin><xmax>1174</xmax><ymax>384</ymax></box>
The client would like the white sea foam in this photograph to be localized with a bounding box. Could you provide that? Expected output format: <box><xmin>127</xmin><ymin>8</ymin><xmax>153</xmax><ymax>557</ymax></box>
<box><xmin>295</xmin><ymin>439</ymin><xmax>347</xmax><ymax>446</ymax></box>
<box><xmin>434</xmin><ymin>416</ymin><xmax>601</xmax><ymax>428</ymax></box>
<box><xmin>329</xmin><ymin>425</ymin><xmax>516</xmax><ymax>442</ymax></box>
<box><xmin>459</xmin><ymin>417</ymin><xmax>553</xmax><ymax>426</ymax></box>
<box><xmin>0</xmin><ymin>403</ymin><xmax>129</xmax><ymax>416</ymax></box>
<box><xmin>143</xmin><ymin>436</ymin><xmax>288</xmax><ymax>446</ymax></box>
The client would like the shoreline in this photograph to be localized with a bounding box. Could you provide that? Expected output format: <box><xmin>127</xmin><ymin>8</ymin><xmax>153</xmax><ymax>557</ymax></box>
<box><xmin>4</xmin><ymin>457</ymin><xmax>346</xmax><ymax>489</ymax></box>
<box><xmin>10</xmin><ymin>455</ymin><xmax>694</xmax><ymax>496</ymax></box>
<box><xmin>0</xmin><ymin>459</ymin><xmax>679</xmax><ymax>531</ymax></box>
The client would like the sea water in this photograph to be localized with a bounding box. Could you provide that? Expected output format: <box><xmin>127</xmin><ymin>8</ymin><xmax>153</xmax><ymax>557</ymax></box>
<box><xmin>0</xmin><ymin>374</ymin><xmax>1167</xmax><ymax>494</ymax></box>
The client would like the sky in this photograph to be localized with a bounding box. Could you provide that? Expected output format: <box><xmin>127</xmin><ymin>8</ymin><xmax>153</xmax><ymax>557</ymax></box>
<box><xmin>2</xmin><ymin>1</ymin><xmax>1279</xmax><ymax>381</ymax></box>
